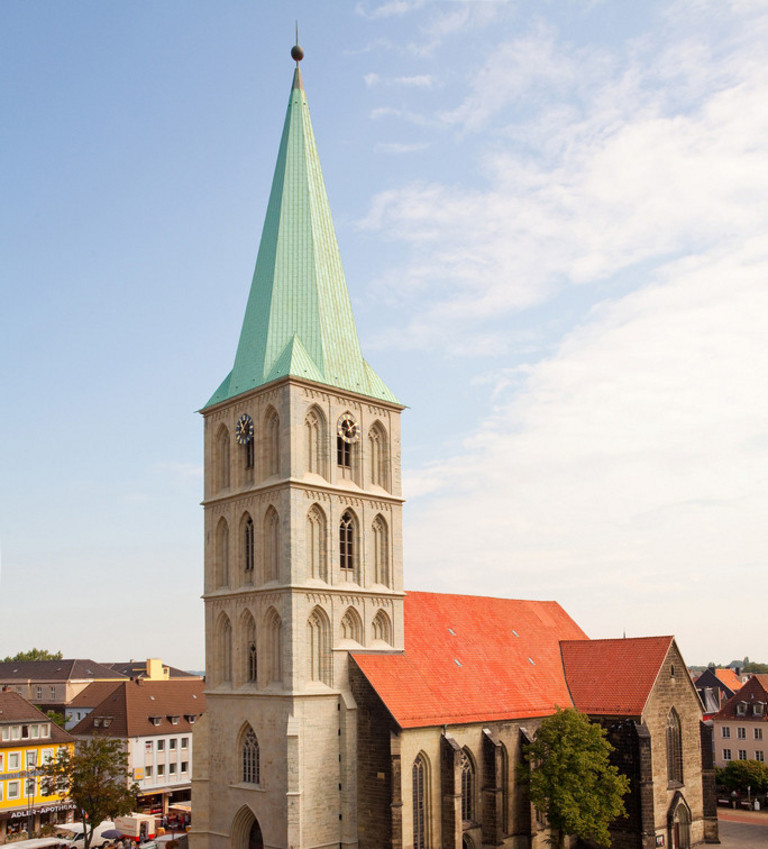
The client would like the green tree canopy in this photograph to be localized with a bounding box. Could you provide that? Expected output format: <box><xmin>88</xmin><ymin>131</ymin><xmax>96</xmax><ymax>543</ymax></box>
<box><xmin>40</xmin><ymin>737</ymin><xmax>138</xmax><ymax>849</ymax></box>
<box><xmin>2</xmin><ymin>648</ymin><xmax>63</xmax><ymax>662</ymax></box>
<box><xmin>717</xmin><ymin>759</ymin><xmax>768</xmax><ymax>794</ymax></box>
<box><xmin>521</xmin><ymin>707</ymin><xmax>630</xmax><ymax>849</ymax></box>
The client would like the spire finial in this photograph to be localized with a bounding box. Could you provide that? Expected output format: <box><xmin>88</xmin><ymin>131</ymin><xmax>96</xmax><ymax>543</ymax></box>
<box><xmin>291</xmin><ymin>23</ymin><xmax>304</xmax><ymax>64</ymax></box>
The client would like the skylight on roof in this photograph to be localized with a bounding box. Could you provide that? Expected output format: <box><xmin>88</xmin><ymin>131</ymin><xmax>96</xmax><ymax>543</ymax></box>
<box><xmin>528</xmin><ymin>657</ymin><xmax>535</xmax><ymax>665</ymax></box>
<box><xmin>454</xmin><ymin>659</ymin><xmax>462</xmax><ymax>667</ymax></box>
<box><xmin>512</xmin><ymin>630</ymin><xmax>519</xmax><ymax>637</ymax></box>
<box><xmin>448</xmin><ymin>628</ymin><xmax>455</xmax><ymax>636</ymax></box>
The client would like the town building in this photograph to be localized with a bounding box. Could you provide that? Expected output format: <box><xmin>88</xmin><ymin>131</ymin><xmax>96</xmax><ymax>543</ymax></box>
<box><xmin>0</xmin><ymin>660</ymin><xmax>125</xmax><ymax>715</ymax></box>
<box><xmin>694</xmin><ymin>666</ymin><xmax>743</xmax><ymax>718</ymax></box>
<box><xmin>70</xmin><ymin>678</ymin><xmax>205</xmax><ymax>815</ymax></box>
<box><xmin>190</xmin><ymin>46</ymin><xmax>717</xmax><ymax>849</ymax></box>
<box><xmin>0</xmin><ymin>691</ymin><xmax>75</xmax><ymax>842</ymax></box>
<box><xmin>711</xmin><ymin>674</ymin><xmax>768</xmax><ymax>768</ymax></box>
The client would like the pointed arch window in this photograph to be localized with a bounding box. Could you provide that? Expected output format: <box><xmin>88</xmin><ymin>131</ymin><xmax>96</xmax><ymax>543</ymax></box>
<box><xmin>265</xmin><ymin>410</ymin><xmax>280</xmax><ymax>477</ymax></box>
<box><xmin>264</xmin><ymin>507</ymin><xmax>279</xmax><ymax>582</ymax></box>
<box><xmin>412</xmin><ymin>754</ymin><xmax>428</xmax><ymax>849</ymax></box>
<box><xmin>308</xmin><ymin>607</ymin><xmax>332</xmax><ymax>686</ymax></box>
<box><xmin>368</xmin><ymin>422</ymin><xmax>388</xmax><ymax>490</ymax></box>
<box><xmin>667</xmin><ymin>708</ymin><xmax>683</xmax><ymax>785</ymax></box>
<box><xmin>215</xmin><ymin>426</ymin><xmax>230</xmax><ymax>492</ymax></box>
<box><xmin>340</xmin><ymin>607</ymin><xmax>363</xmax><ymax>643</ymax></box>
<box><xmin>372</xmin><ymin>610</ymin><xmax>392</xmax><ymax>645</ymax></box>
<box><xmin>218</xmin><ymin>615</ymin><xmax>232</xmax><ymax>685</ymax></box>
<box><xmin>242</xmin><ymin>728</ymin><xmax>260</xmax><ymax>785</ymax></box>
<box><xmin>339</xmin><ymin>511</ymin><xmax>356</xmax><ymax>575</ymax></box>
<box><xmin>460</xmin><ymin>750</ymin><xmax>474</xmax><ymax>823</ymax></box>
<box><xmin>306</xmin><ymin>505</ymin><xmax>328</xmax><ymax>581</ymax></box>
<box><xmin>372</xmin><ymin>515</ymin><xmax>389</xmax><ymax>586</ymax></box>
<box><xmin>244</xmin><ymin>614</ymin><xmax>257</xmax><ymax>684</ymax></box>
<box><xmin>214</xmin><ymin>518</ymin><xmax>229</xmax><ymax>589</ymax></box>
<box><xmin>264</xmin><ymin>608</ymin><xmax>283</xmax><ymax>685</ymax></box>
<box><xmin>305</xmin><ymin>408</ymin><xmax>326</xmax><ymax>477</ymax></box>
<box><xmin>244</xmin><ymin>515</ymin><xmax>254</xmax><ymax>579</ymax></box>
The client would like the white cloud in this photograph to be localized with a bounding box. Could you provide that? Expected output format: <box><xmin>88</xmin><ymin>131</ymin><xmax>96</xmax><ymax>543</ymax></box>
<box><xmin>376</xmin><ymin>141</ymin><xmax>430</xmax><ymax>154</ymax></box>
<box><xmin>365</xmin><ymin>72</ymin><xmax>434</xmax><ymax>88</ymax></box>
<box><xmin>356</xmin><ymin>0</ymin><xmax>425</xmax><ymax>20</ymax></box>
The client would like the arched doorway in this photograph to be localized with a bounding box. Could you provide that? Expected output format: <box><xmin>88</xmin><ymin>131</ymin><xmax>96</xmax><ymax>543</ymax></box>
<box><xmin>247</xmin><ymin>819</ymin><xmax>263</xmax><ymax>849</ymax></box>
<box><xmin>672</xmin><ymin>804</ymin><xmax>690</xmax><ymax>849</ymax></box>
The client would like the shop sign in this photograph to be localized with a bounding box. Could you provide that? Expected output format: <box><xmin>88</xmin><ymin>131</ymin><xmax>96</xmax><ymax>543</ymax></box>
<box><xmin>7</xmin><ymin>803</ymin><xmax>76</xmax><ymax>819</ymax></box>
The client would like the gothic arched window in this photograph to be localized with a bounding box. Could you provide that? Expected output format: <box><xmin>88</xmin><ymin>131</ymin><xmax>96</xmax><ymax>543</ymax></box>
<box><xmin>265</xmin><ymin>409</ymin><xmax>279</xmax><ymax>478</ymax></box>
<box><xmin>340</xmin><ymin>607</ymin><xmax>363</xmax><ymax>643</ymax></box>
<box><xmin>243</xmin><ymin>514</ymin><xmax>254</xmax><ymax>580</ymax></box>
<box><xmin>243</xmin><ymin>613</ymin><xmax>257</xmax><ymax>684</ymax></box>
<box><xmin>306</xmin><ymin>505</ymin><xmax>328</xmax><ymax>581</ymax></box>
<box><xmin>460</xmin><ymin>750</ymin><xmax>475</xmax><ymax>823</ymax></box>
<box><xmin>264</xmin><ymin>507</ymin><xmax>279</xmax><ymax>582</ymax></box>
<box><xmin>368</xmin><ymin>422</ymin><xmax>388</xmax><ymax>490</ymax></box>
<box><xmin>264</xmin><ymin>607</ymin><xmax>283</xmax><ymax>685</ymax></box>
<box><xmin>218</xmin><ymin>615</ymin><xmax>232</xmax><ymax>685</ymax></box>
<box><xmin>412</xmin><ymin>754</ymin><xmax>428</xmax><ymax>849</ymax></box>
<box><xmin>305</xmin><ymin>408</ymin><xmax>326</xmax><ymax>477</ymax></box>
<box><xmin>339</xmin><ymin>511</ymin><xmax>356</xmax><ymax>576</ymax></box>
<box><xmin>215</xmin><ymin>425</ymin><xmax>230</xmax><ymax>492</ymax></box>
<box><xmin>667</xmin><ymin>708</ymin><xmax>683</xmax><ymax>785</ymax></box>
<box><xmin>372</xmin><ymin>515</ymin><xmax>389</xmax><ymax>586</ymax></box>
<box><xmin>214</xmin><ymin>518</ymin><xmax>229</xmax><ymax>589</ymax></box>
<box><xmin>308</xmin><ymin>607</ymin><xmax>332</xmax><ymax>686</ymax></box>
<box><xmin>242</xmin><ymin>728</ymin><xmax>259</xmax><ymax>785</ymax></box>
<box><xmin>372</xmin><ymin>610</ymin><xmax>393</xmax><ymax>645</ymax></box>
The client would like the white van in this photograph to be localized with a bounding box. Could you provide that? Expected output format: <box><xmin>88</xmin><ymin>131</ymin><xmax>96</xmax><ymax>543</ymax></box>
<box><xmin>4</xmin><ymin>839</ymin><xmax>73</xmax><ymax>849</ymax></box>
<box><xmin>54</xmin><ymin>821</ymin><xmax>115</xmax><ymax>849</ymax></box>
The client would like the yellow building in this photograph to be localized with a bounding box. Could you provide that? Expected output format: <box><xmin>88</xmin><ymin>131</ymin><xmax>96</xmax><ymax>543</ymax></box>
<box><xmin>0</xmin><ymin>690</ymin><xmax>75</xmax><ymax>843</ymax></box>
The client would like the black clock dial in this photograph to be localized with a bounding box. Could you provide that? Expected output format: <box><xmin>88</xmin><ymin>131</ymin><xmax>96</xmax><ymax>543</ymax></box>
<box><xmin>236</xmin><ymin>414</ymin><xmax>254</xmax><ymax>445</ymax></box>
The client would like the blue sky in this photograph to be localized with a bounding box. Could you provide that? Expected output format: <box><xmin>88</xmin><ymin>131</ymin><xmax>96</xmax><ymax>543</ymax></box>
<box><xmin>2</xmin><ymin>0</ymin><xmax>767</xmax><ymax>670</ymax></box>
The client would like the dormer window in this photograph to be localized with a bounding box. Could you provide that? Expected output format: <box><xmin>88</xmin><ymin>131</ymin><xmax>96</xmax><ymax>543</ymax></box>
<box><xmin>168</xmin><ymin>715</ymin><xmax>180</xmax><ymax>725</ymax></box>
<box><xmin>185</xmin><ymin>714</ymin><xmax>197</xmax><ymax>724</ymax></box>
<box><xmin>93</xmin><ymin>718</ymin><xmax>101</xmax><ymax>728</ymax></box>
<box><xmin>755</xmin><ymin>703</ymin><xmax>765</xmax><ymax>717</ymax></box>
<box><xmin>150</xmin><ymin>716</ymin><xmax>162</xmax><ymax>726</ymax></box>
<box><xmin>737</xmin><ymin>702</ymin><xmax>747</xmax><ymax>716</ymax></box>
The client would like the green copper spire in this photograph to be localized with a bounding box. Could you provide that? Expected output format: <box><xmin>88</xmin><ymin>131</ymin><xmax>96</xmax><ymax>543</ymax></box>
<box><xmin>205</xmin><ymin>52</ymin><xmax>397</xmax><ymax>408</ymax></box>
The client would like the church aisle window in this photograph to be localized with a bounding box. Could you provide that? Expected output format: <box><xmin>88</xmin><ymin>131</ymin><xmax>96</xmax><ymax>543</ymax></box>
<box><xmin>242</xmin><ymin>728</ymin><xmax>260</xmax><ymax>785</ymax></box>
<box><xmin>413</xmin><ymin>754</ymin><xmax>428</xmax><ymax>849</ymax></box>
<box><xmin>666</xmin><ymin>708</ymin><xmax>683</xmax><ymax>785</ymax></box>
<box><xmin>460</xmin><ymin>750</ymin><xmax>474</xmax><ymax>824</ymax></box>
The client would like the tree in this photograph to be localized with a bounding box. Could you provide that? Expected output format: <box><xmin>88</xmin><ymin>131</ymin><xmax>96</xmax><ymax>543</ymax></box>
<box><xmin>2</xmin><ymin>648</ymin><xmax>63</xmax><ymax>662</ymax></box>
<box><xmin>46</xmin><ymin>710</ymin><xmax>67</xmax><ymax>729</ymax></box>
<box><xmin>717</xmin><ymin>759</ymin><xmax>768</xmax><ymax>795</ymax></box>
<box><xmin>40</xmin><ymin>737</ymin><xmax>139</xmax><ymax>849</ymax></box>
<box><xmin>521</xmin><ymin>708</ymin><xmax>630</xmax><ymax>849</ymax></box>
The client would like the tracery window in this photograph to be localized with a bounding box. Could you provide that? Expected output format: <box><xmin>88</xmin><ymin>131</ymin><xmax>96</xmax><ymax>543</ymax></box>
<box><xmin>372</xmin><ymin>610</ymin><xmax>392</xmax><ymax>645</ymax></box>
<box><xmin>244</xmin><ymin>515</ymin><xmax>254</xmax><ymax>579</ymax></box>
<box><xmin>242</xmin><ymin>728</ymin><xmax>260</xmax><ymax>785</ymax></box>
<box><xmin>305</xmin><ymin>408</ymin><xmax>326</xmax><ymax>477</ymax></box>
<box><xmin>460</xmin><ymin>750</ymin><xmax>474</xmax><ymax>823</ymax></box>
<box><xmin>413</xmin><ymin>755</ymin><xmax>428</xmax><ymax>849</ymax></box>
<box><xmin>218</xmin><ymin>615</ymin><xmax>232</xmax><ymax>685</ymax></box>
<box><xmin>368</xmin><ymin>422</ymin><xmax>388</xmax><ymax>489</ymax></box>
<box><xmin>264</xmin><ymin>608</ymin><xmax>283</xmax><ymax>684</ymax></box>
<box><xmin>244</xmin><ymin>613</ymin><xmax>257</xmax><ymax>684</ymax></box>
<box><xmin>340</xmin><ymin>512</ymin><xmax>355</xmax><ymax>574</ymax></box>
<box><xmin>667</xmin><ymin>708</ymin><xmax>683</xmax><ymax>785</ymax></box>
<box><xmin>215</xmin><ymin>425</ymin><xmax>230</xmax><ymax>492</ymax></box>
<box><xmin>340</xmin><ymin>607</ymin><xmax>363</xmax><ymax>643</ymax></box>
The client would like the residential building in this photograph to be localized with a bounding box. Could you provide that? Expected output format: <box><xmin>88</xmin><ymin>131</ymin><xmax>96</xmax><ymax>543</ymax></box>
<box><xmin>0</xmin><ymin>691</ymin><xmax>75</xmax><ymax>842</ymax></box>
<box><xmin>106</xmin><ymin>659</ymin><xmax>202</xmax><ymax>682</ymax></box>
<box><xmin>64</xmin><ymin>682</ymin><xmax>122</xmax><ymax>730</ymax></box>
<box><xmin>70</xmin><ymin>678</ymin><xmax>204</xmax><ymax>815</ymax></box>
<box><xmin>190</xmin><ymin>45</ymin><xmax>717</xmax><ymax>849</ymax></box>
<box><xmin>712</xmin><ymin>674</ymin><xmax>768</xmax><ymax>768</ymax></box>
<box><xmin>0</xmin><ymin>660</ymin><xmax>126</xmax><ymax>715</ymax></box>
<box><xmin>694</xmin><ymin>666</ymin><xmax>743</xmax><ymax>717</ymax></box>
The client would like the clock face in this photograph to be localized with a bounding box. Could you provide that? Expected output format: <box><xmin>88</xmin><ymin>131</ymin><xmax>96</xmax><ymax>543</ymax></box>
<box><xmin>235</xmin><ymin>414</ymin><xmax>254</xmax><ymax>445</ymax></box>
<box><xmin>337</xmin><ymin>413</ymin><xmax>360</xmax><ymax>444</ymax></box>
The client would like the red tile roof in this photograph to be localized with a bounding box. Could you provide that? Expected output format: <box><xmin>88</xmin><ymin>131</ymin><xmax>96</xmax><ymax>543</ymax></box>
<box><xmin>712</xmin><ymin>675</ymin><xmax>768</xmax><ymax>721</ymax></box>
<box><xmin>70</xmin><ymin>679</ymin><xmax>205</xmax><ymax>738</ymax></box>
<box><xmin>561</xmin><ymin>636</ymin><xmax>674</xmax><ymax>716</ymax></box>
<box><xmin>352</xmin><ymin>591</ymin><xmax>587</xmax><ymax>728</ymax></box>
<box><xmin>68</xmin><ymin>681</ymin><xmax>122</xmax><ymax>708</ymax></box>
<box><xmin>714</xmin><ymin>667</ymin><xmax>743</xmax><ymax>692</ymax></box>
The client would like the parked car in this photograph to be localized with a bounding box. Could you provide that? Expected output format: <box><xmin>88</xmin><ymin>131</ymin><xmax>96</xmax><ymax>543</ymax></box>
<box><xmin>54</xmin><ymin>821</ymin><xmax>115</xmax><ymax>849</ymax></box>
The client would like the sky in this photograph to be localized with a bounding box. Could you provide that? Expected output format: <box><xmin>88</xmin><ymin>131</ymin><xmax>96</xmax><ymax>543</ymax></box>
<box><xmin>2</xmin><ymin>0</ymin><xmax>767</xmax><ymax>671</ymax></box>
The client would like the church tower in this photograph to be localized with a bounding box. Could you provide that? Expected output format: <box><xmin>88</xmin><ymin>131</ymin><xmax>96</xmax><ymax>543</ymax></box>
<box><xmin>191</xmin><ymin>45</ymin><xmax>405</xmax><ymax>849</ymax></box>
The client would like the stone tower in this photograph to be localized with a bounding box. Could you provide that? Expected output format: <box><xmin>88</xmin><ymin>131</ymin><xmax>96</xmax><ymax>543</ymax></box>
<box><xmin>190</xmin><ymin>50</ymin><xmax>405</xmax><ymax>849</ymax></box>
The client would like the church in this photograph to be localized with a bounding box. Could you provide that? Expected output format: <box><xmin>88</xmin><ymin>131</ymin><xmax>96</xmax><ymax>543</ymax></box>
<box><xmin>189</xmin><ymin>46</ymin><xmax>717</xmax><ymax>849</ymax></box>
